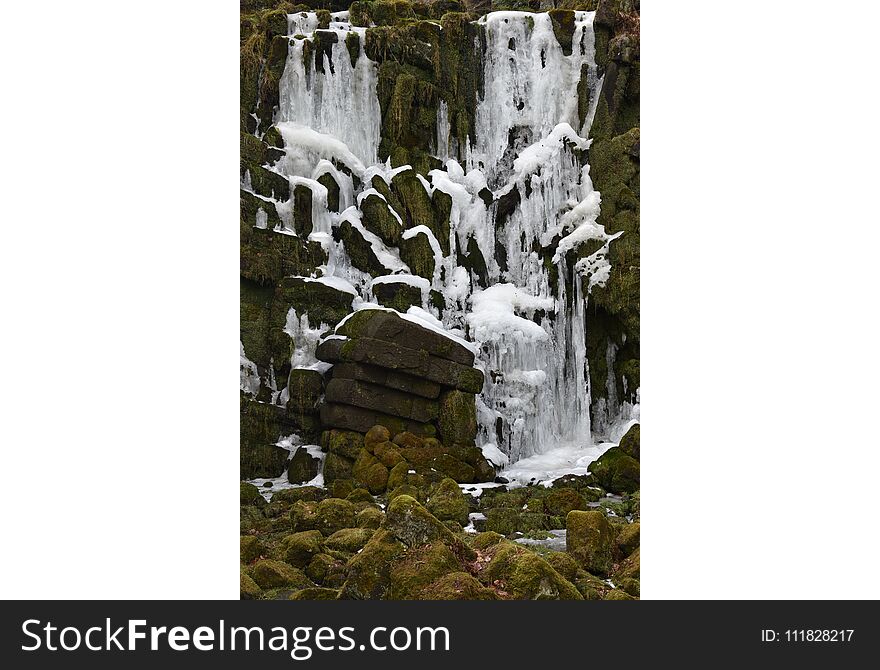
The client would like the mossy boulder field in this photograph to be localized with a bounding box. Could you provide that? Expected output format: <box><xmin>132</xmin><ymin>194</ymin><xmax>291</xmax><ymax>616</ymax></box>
<box><xmin>240</xmin><ymin>0</ymin><xmax>639</xmax><ymax>599</ymax></box>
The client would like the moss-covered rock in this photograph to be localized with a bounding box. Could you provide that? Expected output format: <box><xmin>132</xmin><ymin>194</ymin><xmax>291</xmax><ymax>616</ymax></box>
<box><xmin>471</xmin><ymin>531</ymin><xmax>505</xmax><ymax>551</ymax></box>
<box><xmin>481</xmin><ymin>543</ymin><xmax>582</xmax><ymax>600</ymax></box>
<box><xmin>617</xmin><ymin>546</ymin><xmax>640</xmax><ymax>580</ymax></box>
<box><xmin>383</xmin><ymin>495</ymin><xmax>475</xmax><ymax>559</ymax></box>
<box><xmin>339</xmin><ymin>529</ymin><xmax>407</xmax><ymax>599</ymax></box>
<box><xmin>326</xmin><ymin>429</ymin><xmax>366</xmax><ymax>460</ymax></box>
<box><xmin>251</xmin><ymin>559</ymin><xmax>314</xmax><ymax>590</ymax></box>
<box><xmin>287</xmin><ymin>447</ymin><xmax>321</xmax><ymax>484</ymax></box>
<box><xmin>587</xmin><ymin>447</ymin><xmax>639</xmax><ymax>494</ymax></box>
<box><xmin>566</xmin><ymin>510</ymin><xmax>614</xmax><ymax>576</ymax></box>
<box><xmin>364</xmin><ymin>424</ymin><xmax>392</xmax><ymax>450</ymax></box>
<box><xmin>544</xmin><ymin>488</ymin><xmax>587</xmax><ymax>517</ymax></box>
<box><xmin>325</xmin><ymin>527</ymin><xmax>375</xmax><ymax>553</ymax></box>
<box><xmin>278</xmin><ymin>530</ymin><xmax>324</xmax><ymax>567</ymax></box>
<box><xmin>240</xmin><ymin>535</ymin><xmax>264</xmax><ymax>564</ymax></box>
<box><xmin>345</xmin><ymin>487</ymin><xmax>376</xmax><ymax>505</ymax></box>
<box><xmin>240</xmin><ymin>569</ymin><xmax>262</xmax><ymax>599</ymax></box>
<box><xmin>421</xmin><ymin>571</ymin><xmax>500</xmax><ymax>600</ymax></box>
<box><xmin>427</xmin><ymin>478</ymin><xmax>470</xmax><ymax>526</ymax></box>
<box><xmin>271</xmin><ymin>485</ymin><xmax>325</xmax><ymax>505</ymax></box>
<box><xmin>389</xmin><ymin>542</ymin><xmax>463</xmax><ymax>599</ymax></box>
<box><xmin>605</xmin><ymin>588</ymin><xmax>637</xmax><ymax>601</ymax></box>
<box><xmin>305</xmin><ymin>552</ymin><xmax>345</xmax><ymax>586</ymax></box>
<box><xmin>373</xmin><ymin>441</ymin><xmax>406</xmax><ymax>468</ymax></box>
<box><xmin>240</xmin><ymin>482</ymin><xmax>267</xmax><ymax>506</ymax></box>
<box><xmin>289</xmin><ymin>500</ymin><xmax>318</xmax><ymax>532</ymax></box>
<box><xmin>485</xmin><ymin>507</ymin><xmax>519</xmax><ymax>536</ymax></box>
<box><xmin>372</xmin><ymin>279</ymin><xmax>424</xmax><ymax>312</ymax></box>
<box><xmin>618</xmin><ymin>422</ymin><xmax>640</xmax><ymax>460</ymax></box>
<box><xmin>356</xmin><ymin>505</ymin><xmax>384</xmax><ymax>529</ymax></box>
<box><xmin>545</xmin><ymin>551</ymin><xmax>580</xmax><ymax>582</ymax></box>
<box><xmin>437</xmin><ymin>390</ymin><xmax>478</xmax><ymax>445</ymax></box>
<box><xmin>314</xmin><ymin>498</ymin><xmax>357</xmax><ymax>536</ymax></box>
<box><xmin>289</xmin><ymin>587</ymin><xmax>340</xmax><ymax>600</ymax></box>
<box><xmin>322</xmin><ymin>452</ymin><xmax>355</xmax><ymax>483</ymax></box>
<box><xmin>616</xmin><ymin>521</ymin><xmax>639</xmax><ymax>556</ymax></box>
<box><xmin>352</xmin><ymin>449</ymin><xmax>390</xmax><ymax>494</ymax></box>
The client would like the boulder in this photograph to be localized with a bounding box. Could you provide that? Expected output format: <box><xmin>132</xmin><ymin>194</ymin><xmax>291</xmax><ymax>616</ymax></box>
<box><xmin>383</xmin><ymin>495</ymin><xmax>474</xmax><ymax>559</ymax></box>
<box><xmin>335</xmin><ymin>308</ymin><xmax>475</xmax><ymax>366</ymax></box>
<box><xmin>372</xmin><ymin>279</ymin><xmax>424</xmax><ymax>312</ymax></box>
<box><xmin>278</xmin><ymin>530</ymin><xmax>324</xmax><ymax>568</ymax></box>
<box><xmin>287</xmin><ymin>447</ymin><xmax>320</xmax><ymax>484</ymax></box>
<box><xmin>421</xmin><ymin>572</ymin><xmax>499</xmax><ymax>600</ymax></box>
<box><xmin>427</xmin><ymin>478</ymin><xmax>470</xmax><ymax>526</ymax></box>
<box><xmin>616</xmin><ymin>521</ymin><xmax>640</xmax><ymax>556</ymax></box>
<box><xmin>618</xmin><ymin>423</ymin><xmax>640</xmax><ymax>460</ymax></box>
<box><xmin>388</xmin><ymin>542</ymin><xmax>463</xmax><ymax>599</ymax></box>
<box><xmin>240</xmin><ymin>536</ymin><xmax>263</xmax><ymax>564</ymax></box>
<box><xmin>364</xmin><ymin>424</ymin><xmax>392</xmax><ymax>449</ymax></box>
<box><xmin>481</xmin><ymin>544</ymin><xmax>582</xmax><ymax>600</ymax></box>
<box><xmin>339</xmin><ymin>529</ymin><xmax>406</xmax><ymax>599</ymax></box>
<box><xmin>278</xmin><ymin>276</ymin><xmax>354</xmax><ymax>328</ymax></box>
<box><xmin>324</xmin><ymin>429</ymin><xmax>364</xmax><ymax>460</ymax></box>
<box><xmin>325</xmin><ymin>527</ymin><xmax>375</xmax><ymax>553</ymax></box>
<box><xmin>289</xmin><ymin>587</ymin><xmax>340</xmax><ymax>600</ymax></box>
<box><xmin>587</xmin><ymin>447</ymin><xmax>639</xmax><ymax>494</ymax></box>
<box><xmin>566</xmin><ymin>510</ymin><xmax>615</xmax><ymax>576</ymax></box>
<box><xmin>251</xmin><ymin>559</ymin><xmax>314</xmax><ymax>590</ymax></box>
<box><xmin>240</xmin><ymin>569</ymin><xmax>261</xmax><ymax>599</ymax></box>
<box><xmin>314</xmin><ymin>498</ymin><xmax>357</xmax><ymax>536</ymax></box>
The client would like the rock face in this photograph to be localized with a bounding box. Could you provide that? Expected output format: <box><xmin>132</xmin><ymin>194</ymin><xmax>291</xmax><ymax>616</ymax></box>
<box><xmin>316</xmin><ymin>309</ymin><xmax>483</xmax><ymax>445</ymax></box>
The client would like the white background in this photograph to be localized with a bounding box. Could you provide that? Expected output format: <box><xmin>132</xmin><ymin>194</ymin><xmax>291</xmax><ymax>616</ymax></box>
<box><xmin>1</xmin><ymin>1</ymin><xmax>878</xmax><ymax>599</ymax></box>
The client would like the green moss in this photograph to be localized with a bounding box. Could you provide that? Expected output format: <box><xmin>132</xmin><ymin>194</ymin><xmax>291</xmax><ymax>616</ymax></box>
<box><xmin>325</xmin><ymin>527</ymin><xmax>375</xmax><ymax>553</ymax></box>
<box><xmin>566</xmin><ymin>510</ymin><xmax>614</xmax><ymax>576</ymax></box>
<box><xmin>314</xmin><ymin>498</ymin><xmax>357</xmax><ymax>536</ymax></box>
<box><xmin>616</xmin><ymin>521</ymin><xmax>639</xmax><ymax>557</ymax></box>
<box><xmin>279</xmin><ymin>275</ymin><xmax>354</xmax><ymax>328</ymax></box>
<box><xmin>356</xmin><ymin>506</ymin><xmax>384</xmax><ymax>529</ymax></box>
<box><xmin>371</xmin><ymin>280</ymin><xmax>423</xmax><ymax>312</ymax></box>
<box><xmin>437</xmin><ymin>389</ymin><xmax>477</xmax><ymax>445</ymax></box>
<box><xmin>485</xmin><ymin>507</ymin><xmax>519</xmax><ymax>536</ymax></box>
<box><xmin>544</xmin><ymin>488</ymin><xmax>587</xmax><ymax>517</ymax></box>
<box><xmin>289</xmin><ymin>587</ymin><xmax>339</xmax><ymax>600</ymax></box>
<box><xmin>587</xmin><ymin>446</ymin><xmax>639</xmax><ymax>494</ymax></box>
<box><xmin>548</xmin><ymin>9</ymin><xmax>576</xmax><ymax>56</ymax></box>
<box><xmin>618</xmin><ymin>422</ymin><xmax>640</xmax><ymax>460</ymax></box>
<box><xmin>427</xmin><ymin>477</ymin><xmax>470</xmax><ymax>526</ymax></box>
<box><xmin>360</xmin><ymin>192</ymin><xmax>402</xmax><ymax>246</ymax></box>
<box><xmin>383</xmin><ymin>495</ymin><xmax>475</xmax><ymax>560</ymax></box>
<box><xmin>240</xmin><ymin>569</ymin><xmax>262</xmax><ymax>599</ymax></box>
<box><xmin>421</xmin><ymin>571</ymin><xmax>499</xmax><ymax>600</ymax></box>
<box><xmin>271</xmin><ymin>486</ymin><xmax>324</xmax><ymax>504</ymax></box>
<box><xmin>240</xmin><ymin>535</ymin><xmax>264</xmax><ymax>563</ymax></box>
<box><xmin>278</xmin><ymin>530</ymin><xmax>325</xmax><ymax>567</ymax></box>
<box><xmin>481</xmin><ymin>543</ymin><xmax>582</xmax><ymax>600</ymax></box>
<box><xmin>389</xmin><ymin>542</ymin><xmax>463</xmax><ymax>599</ymax></box>
<box><xmin>339</xmin><ymin>529</ymin><xmax>407</xmax><ymax>599</ymax></box>
<box><xmin>240</xmin><ymin>482</ymin><xmax>266</xmax><ymax>506</ymax></box>
<box><xmin>471</xmin><ymin>531</ymin><xmax>505</xmax><ymax>551</ymax></box>
<box><xmin>326</xmin><ymin>429</ymin><xmax>365</xmax><ymax>460</ymax></box>
<box><xmin>251</xmin><ymin>559</ymin><xmax>314</xmax><ymax>590</ymax></box>
<box><xmin>364</xmin><ymin>424</ymin><xmax>391</xmax><ymax>449</ymax></box>
<box><xmin>335</xmin><ymin>218</ymin><xmax>388</xmax><ymax>277</ymax></box>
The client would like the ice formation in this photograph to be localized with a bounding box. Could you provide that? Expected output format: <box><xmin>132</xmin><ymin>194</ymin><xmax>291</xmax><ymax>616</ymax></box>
<box><xmin>245</xmin><ymin>11</ymin><xmax>637</xmax><ymax>471</ymax></box>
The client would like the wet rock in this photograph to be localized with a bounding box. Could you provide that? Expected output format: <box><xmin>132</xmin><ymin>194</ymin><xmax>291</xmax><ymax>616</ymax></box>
<box><xmin>427</xmin><ymin>478</ymin><xmax>470</xmax><ymax>526</ymax></box>
<box><xmin>287</xmin><ymin>447</ymin><xmax>320</xmax><ymax>484</ymax></box>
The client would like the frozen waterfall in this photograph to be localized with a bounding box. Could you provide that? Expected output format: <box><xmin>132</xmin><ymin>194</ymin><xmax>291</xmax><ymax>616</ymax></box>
<box><xmin>254</xmin><ymin>10</ymin><xmax>632</xmax><ymax>465</ymax></box>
